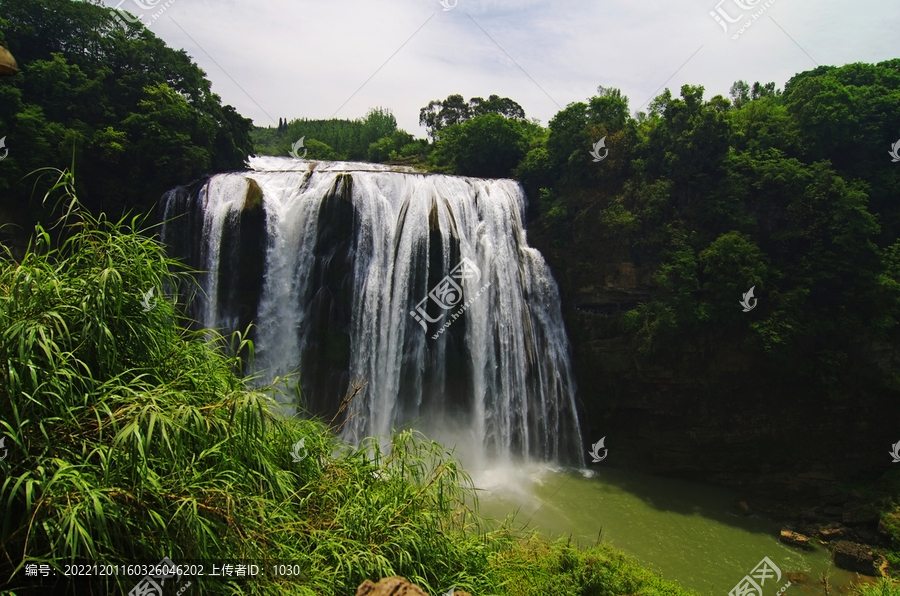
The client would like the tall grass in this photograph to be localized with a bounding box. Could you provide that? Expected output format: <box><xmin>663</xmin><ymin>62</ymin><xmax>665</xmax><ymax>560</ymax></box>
<box><xmin>854</xmin><ymin>579</ymin><xmax>900</xmax><ymax>596</ymax></box>
<box><xmin>0</xmin><ymin>167</ymin><xmax>699</xmax><ymax>596</ymax></box>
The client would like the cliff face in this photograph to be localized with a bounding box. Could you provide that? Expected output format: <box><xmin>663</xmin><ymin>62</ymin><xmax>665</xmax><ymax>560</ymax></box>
<box><xmin>535</xmin><ymin>244</ymin><xmax>900</xmax><ymax>501</ymax></box>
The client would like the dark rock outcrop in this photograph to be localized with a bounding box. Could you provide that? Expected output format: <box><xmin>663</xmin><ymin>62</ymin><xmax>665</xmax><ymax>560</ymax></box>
<box><xmin>530</xmin><ymin>207</ymin><xmax>900</xmax><ymax>502</ymax></box>
<box><xmin>832</xmin><ymin>541</ymin><xmax>885</xmax><ymax>576</ymax></box>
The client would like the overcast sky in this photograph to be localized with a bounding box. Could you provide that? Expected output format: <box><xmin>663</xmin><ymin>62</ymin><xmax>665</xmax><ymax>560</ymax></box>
<box><xmin>104</xmin><ymin>0</ymin><xmax>898</xmax><ymax>137</ymax></box>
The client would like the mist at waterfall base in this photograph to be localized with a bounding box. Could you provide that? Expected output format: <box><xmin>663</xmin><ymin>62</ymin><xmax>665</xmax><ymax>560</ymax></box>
<box><xmin>160</xmin><ymin>156</ymin><xmax>583</xmax><ymax>468</ymax></box>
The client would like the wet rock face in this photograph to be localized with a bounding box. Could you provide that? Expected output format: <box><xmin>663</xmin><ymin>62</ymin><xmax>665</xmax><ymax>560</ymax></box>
<box><xmin>832</xmin><ymin>541</ymin><xmax>886</xmax><ymax>576</ymax></box>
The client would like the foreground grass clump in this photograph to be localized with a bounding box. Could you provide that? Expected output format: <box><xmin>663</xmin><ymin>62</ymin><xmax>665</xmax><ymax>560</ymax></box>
<box><xmin>0</xmin><ymin>171</ymin><xmax>698</xmax><ymax>596</ymax></box>
<box><xmin>854</xmin><ymin>579</ymin><xmax>900</xmax><ymax>596</ymax></box>
<box><xmin>489</xmin><ymin>536</ymin><xmax>694</xmax><ymax>596</ymax></box>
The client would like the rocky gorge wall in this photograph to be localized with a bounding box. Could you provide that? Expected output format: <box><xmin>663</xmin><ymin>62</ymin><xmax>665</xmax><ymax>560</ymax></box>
<box><xmin>533</xmin><ymin>244</ymin><xmax>900</xmax><ymax>504</ymax></box>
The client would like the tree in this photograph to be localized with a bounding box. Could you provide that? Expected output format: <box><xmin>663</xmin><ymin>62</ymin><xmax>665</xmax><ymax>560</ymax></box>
<box><xmin>730</xmin><ymin>80</ymin><xmax>750</xmax><ymax>108</ymax></box>
<box><xmin>367</xmin><ymin>130</ymin><xmax>414</xmax><ymax>163</ymax></box>
<box><xmin>0</xmin><ymin>0</ymin><xmax>253</xmax><ymax>218</ymax></box>
<box><xmin>419</xmin><ymin>94</ymin><xmax>525</xmax><ymax>139</ymax></box>
<box><xmin>698</xmin><ymin>231</ymin><xmax>768</xmax><ymax>323</ymax></box>
<box><xmin>588</xmin><ymin>86</ymin><xmax>629</xmax><ymax>131</ymax></box>
<box><xmin>431</xmin><ymin>113</ymin><xmax>526</xmax><ymax>178</ymax></box>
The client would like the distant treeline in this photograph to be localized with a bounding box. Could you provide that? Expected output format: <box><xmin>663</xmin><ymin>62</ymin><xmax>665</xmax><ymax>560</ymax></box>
<box><xmin>251</xmin><ymin>93</ymin><xmax>532</xmax><ymax>171</ymax></box>
<box><xmin>252</xmin><ymin>107</ymin><xmax>428</xmax><ymax>163</ymax></box>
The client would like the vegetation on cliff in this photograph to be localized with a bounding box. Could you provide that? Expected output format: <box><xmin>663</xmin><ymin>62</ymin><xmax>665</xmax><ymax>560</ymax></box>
<box><xmin>0</xmin><ymin>172</ymin><xmax>702</xmax><ymax>596</ymax></box>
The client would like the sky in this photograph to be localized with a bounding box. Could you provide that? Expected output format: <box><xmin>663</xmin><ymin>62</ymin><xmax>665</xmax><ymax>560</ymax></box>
<box><xmin>103</xmin><ymin>0</ymin><xmax>899</xmax><ymax>137</ymax></box>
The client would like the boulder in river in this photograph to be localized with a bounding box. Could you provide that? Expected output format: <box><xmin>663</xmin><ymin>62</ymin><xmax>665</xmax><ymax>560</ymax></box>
<box><xmin>832</xmin><ymin>541</ymin><xmax>886</xmax><ymax>576</ymax></box>
<box><xmin>780</xmin><ymin>528</ymin><xmax>812</xmax><ymax>549</ymax></box>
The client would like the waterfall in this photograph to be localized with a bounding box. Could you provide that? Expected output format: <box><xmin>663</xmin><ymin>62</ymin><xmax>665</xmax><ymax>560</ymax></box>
<box><xmin>161</xmin><ymin>156</ymin><xmax>584</xmax><ymax>465</ymax></box>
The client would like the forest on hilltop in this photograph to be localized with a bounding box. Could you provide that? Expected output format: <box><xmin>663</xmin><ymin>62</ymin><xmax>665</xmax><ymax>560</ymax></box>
<box><xmin>0</xmin><ymin>0</ymin><xmax>253</xmax><ymax>225</ymax></box>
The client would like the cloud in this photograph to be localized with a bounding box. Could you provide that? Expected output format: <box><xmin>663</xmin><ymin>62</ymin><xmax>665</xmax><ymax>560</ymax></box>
<box><xmin>107</xmin><ymin>0</ymin><xmax>899</xmax><ymax>136</ymax></box>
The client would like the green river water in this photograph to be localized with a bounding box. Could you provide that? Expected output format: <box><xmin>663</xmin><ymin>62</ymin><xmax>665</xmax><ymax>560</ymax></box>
<box><xmin>467</xmin><ymin>464</ymin><xmax>869</xmax><ymax>596</ymax></box>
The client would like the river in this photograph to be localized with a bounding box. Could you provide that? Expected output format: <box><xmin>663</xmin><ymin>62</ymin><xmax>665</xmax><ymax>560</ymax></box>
<box><xmin>469</xmin><ymin>464</ymin><xmax>865</xmax><ymax>596</ymax></box>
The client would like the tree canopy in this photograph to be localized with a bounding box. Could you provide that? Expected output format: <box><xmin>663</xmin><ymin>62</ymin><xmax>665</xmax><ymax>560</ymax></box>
<box><xmin>514</xmin><ymin>60</ymin><xmax>900</xmax><ymax>399</ymax></box>
<box><xmin>419</xmin><ymin>93</ymin><xmax>526</xmax><ymax>139</ymax></box>
<box><xmin>0</xmin><ymin>0</ymin><xmax>253</xmax><ymax>220</ymax></box>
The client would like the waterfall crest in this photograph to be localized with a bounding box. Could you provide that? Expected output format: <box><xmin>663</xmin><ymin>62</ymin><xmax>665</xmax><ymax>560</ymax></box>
<box><xmin>161</xmin><ymin>156</ymin><xmax>584</xmax><ymax>465</ymax></box>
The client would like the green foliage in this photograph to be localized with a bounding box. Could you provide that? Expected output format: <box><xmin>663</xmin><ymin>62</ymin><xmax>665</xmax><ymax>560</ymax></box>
<box><xmin>729</xmin><ymin>80</ymin><xmax>781</xmax><ymax>109</ymax></box>
<box><xmin>546</xmin><ymin>101</ymin><xmax>591</xmax><ymax>181</ymax></box>
<box><xmin>623</xmin><ymin>301</ymin><xmax>678</xmax><ymax>355</ymax></box>
<box><xmin>0</xmin><ymin>170</ymin><xmax>698</xmax><ymax>596</ymax></box>
<box><xmin>419</xmin><ymin>93</ymin><xmax>525</xmax><ymax>139</ymax></box>
<box><xmin>853</xmin><ymin>578</ymin><xmax>900</xmax><ymax>596</ymax></box>
<box><xmin>489</xmin><ymin>535</ymin><xmax>698</xmax><ymax>596</ymax></box>
<box><xmin>0</xmin><ymin>0</ymin><xmax>253</xmax><ymax>218</ymax></box>
<box><xmin>521</xmin><ymin>64</ymin><xmax>900</xmax><ymax>382</ymax></box>
<box><xmin>252</xmin><ymin>107</ymin><xmax>417</xmax><ymax>163</ymax></box>
<box><xmin>431</xmin><ymin>113</ymin><xmax>527</xmax><ymax>179</ymax></box>
<box><xmin>367</xmin><ymin>129</ymin><xmax>414</xmax><ymax>162</ymax></box>
<box><xmin>304</xmin><ymin>138</ymin><xmax>340</xmax><ymax>160</ymax></box>
<box><xmin>514</xmin><ymin>146</ymin><xmax>554</xmax><ymax>199</ymax></box>
<box><xmin>698</xmin><ymin>231</ymin><xmax>767</xmax><ymax>322</ymax></box>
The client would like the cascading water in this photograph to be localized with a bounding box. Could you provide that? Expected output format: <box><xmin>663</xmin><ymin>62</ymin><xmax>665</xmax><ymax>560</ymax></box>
<box><xmin>161</xmin><ymin>156</ymin><xmax>584</xmax><ymax>465</ymax></box>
